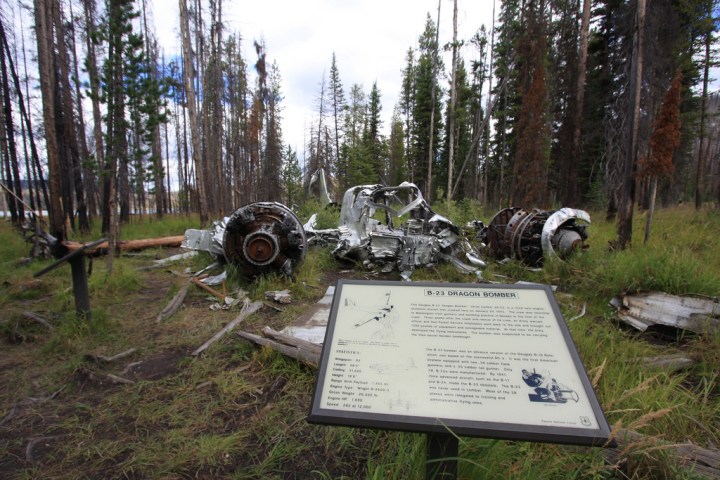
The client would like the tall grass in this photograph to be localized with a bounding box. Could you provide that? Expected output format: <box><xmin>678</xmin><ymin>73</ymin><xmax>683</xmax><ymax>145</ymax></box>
<box><xmin>1</xmin><ymin>204</ymin><xmax>719</xmax><ymax>479</ymax></box>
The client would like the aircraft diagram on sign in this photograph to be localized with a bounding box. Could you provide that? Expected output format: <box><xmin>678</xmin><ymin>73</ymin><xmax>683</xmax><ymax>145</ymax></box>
<box><xmin>343</xmin><ymin>291</ymin><xmax>397</xmax><ymax>340</ymax></box>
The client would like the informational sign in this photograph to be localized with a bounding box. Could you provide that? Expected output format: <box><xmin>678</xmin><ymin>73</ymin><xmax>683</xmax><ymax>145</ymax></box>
<box><xmin>309</xmin><ymin>280</ymin><xmax>612</xmax><ymax>446</ymax></box>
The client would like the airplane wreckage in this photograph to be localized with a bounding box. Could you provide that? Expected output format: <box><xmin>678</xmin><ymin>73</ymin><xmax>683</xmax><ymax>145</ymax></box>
<box><xmin>182</xmin><ymin>182</ymin><xmax>591</xmax><ymax>280</ymax></box>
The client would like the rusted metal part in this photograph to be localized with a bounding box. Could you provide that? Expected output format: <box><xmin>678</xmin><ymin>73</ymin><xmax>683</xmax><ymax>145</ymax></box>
<box><xmin>610</xmin><ymin>292</ymin><xmax>720</xmax><ymax>334</ymax></box>
<box><xmin>323</xmin><ymin>182</ymin><xmax>485</xmax><ymax>280</ymax></box>
<box><xmin>482</xmin><ymin>207</ymin><xmax>590</xmax><ymax>266</ymax></box>
<box><xmin>183</xmin><ymin>202</ymin><xmax>307</xmax><ymax>279</ymax></box>
<box><xmin>223</xmin><ymin>202</ymin><xmax>306</xmax><ymax>278</ymax></box>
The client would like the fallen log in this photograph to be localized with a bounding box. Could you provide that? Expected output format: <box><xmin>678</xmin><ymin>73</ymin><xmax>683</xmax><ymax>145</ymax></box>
<box><xmin>236</xmin><ymin>330</ymin><xmax>320</xmax><ymax>367</ymax></box>
<box><xmin>261</xmin><ymin>326</ymin><xmax>322</xmax><ymax>357</ymax></box>
<box><xmin>638</xmin><ymin>354</ymin><xmax>694</xmax><ymax>373</ymax></box>
<box><xmin>610</xmin><ymin>292</ymin><xmax>720</xmax><ymax>335</ymax></box>
<box><xmin>192</xmin><ymin>300</ymin><xmax>263</xmax><ymax>356</ymax></box>
<box><xmin>75</xmin><ymin>366</ymin><xmax>135</xmax><ymax>386</ymax></box>
<box><xmin>604</xmin><ymin>428</ymin><xmax>720</xmax><ymax>479</ymax></box>
<box><xmin>156</xmin><ymin>282</ymin><xmax>191</xmax><ymax>324</ymax></box>
<box><xmin>190</xmin><ymin>277</ymin><xmax>225</xmax><ymax>301</ymax></box>
<box><xmin>25</xmin><ymin>435</ymin><xmax>62</xmax><ymax>464</ymax></box>
<box><xmin>83</xmin><ymin>348</ymin><xmax>137</xmax><ymax>364</ymax></box>
<box><xmin>63</xmin><ymin>235</ymin><xmax>185</xmax><ymax>254</ymax></box>
<box><xmin>22</xmin><ymin>311</ymin><xmax>53</xmax><ymax>330</ymax></box>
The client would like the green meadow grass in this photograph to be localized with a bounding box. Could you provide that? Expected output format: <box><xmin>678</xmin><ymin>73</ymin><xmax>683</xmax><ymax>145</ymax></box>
<box><xmin>0</xmin><ymin>203</ymin><xmax>718</xmax><ymax>479</ymax></box>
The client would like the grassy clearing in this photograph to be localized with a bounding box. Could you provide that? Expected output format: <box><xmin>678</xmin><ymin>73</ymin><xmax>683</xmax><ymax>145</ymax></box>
<box><xmin>0</xmin><ymin>205</ymin><xmax>718</xmax><ymax>479</ymax></box>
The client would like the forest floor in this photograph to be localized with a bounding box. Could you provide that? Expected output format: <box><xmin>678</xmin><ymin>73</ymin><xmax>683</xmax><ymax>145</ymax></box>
<box><xmin>1</xmin><ymin>206</ymin><xmax>719</xmax><ymax>479</ymax></box>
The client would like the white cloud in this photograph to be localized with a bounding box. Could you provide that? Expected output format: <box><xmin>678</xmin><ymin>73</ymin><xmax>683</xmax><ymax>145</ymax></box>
<box><xmin>151</xmin><ymin>0</ymin><xmax>496</xmax><ymax>162</ymax></box>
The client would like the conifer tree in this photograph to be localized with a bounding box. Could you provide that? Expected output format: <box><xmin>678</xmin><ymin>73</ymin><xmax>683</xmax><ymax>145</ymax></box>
<box><xmin>329</xmin><ymin>53</ymin><xmax>345</xmax><ymax>172</ymax></box>
<box><xmin>399</xmin><ymin>48</ymin><xmax>415</xmax><ymax>181</ymax></box>
<box><xmin>489</xmin><ymin>0</ymin><xmax>522</xmax><ymax>207</ymax></box>
<box><xmin>344</xmin><ymin>83</ymin><xmax>367</xmax><ymax>188</ymax></box>
<box><xmin>510</xmin><ymin>0</ymin><xmax>550</xmax><ymax>207</ymax></box>
<box><xmin>363</xmin><ymin>81</ymin><xmax>385</xmax><ymax>183</ymax></box>
<box><xmin>388</xmin><ymin>108</ymin><xmax>406</xmax><ymax>185</ymax></box>
<box><xmin>282</xmin><ymin>146</ymin><xmax>303</xmax><ymax>206</ymax></box>
<box><xmin>412</xmin><ymin>14</ymin><xmax>443</xmax><ymax>198</ymax></box>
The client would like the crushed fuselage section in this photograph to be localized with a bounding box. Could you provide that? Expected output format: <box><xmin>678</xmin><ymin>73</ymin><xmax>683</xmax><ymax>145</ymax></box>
<box><xmin>328</xmin><ymin>183</ymin><xmax>485</xmax><ymax>279</ymax></box>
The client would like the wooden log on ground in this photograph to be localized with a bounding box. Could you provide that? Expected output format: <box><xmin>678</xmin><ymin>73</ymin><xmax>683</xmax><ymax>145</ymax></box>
<box><xmin>236</xmin><ymin>330</ymin><xmax>320</xmax><ymax>367</ymax></box>
<box><xmin>63</xmin><ymin>235</ymin><xmax>185</xmax><ymax>254</ymax></box>
<box><xmin>260</xmin><ymin>326</ymin><xmax>322</xmax><ymax>357</ymax></box>
<box><xmin>22</xmin><ymin>311</ymin><xmax>53</xmax><ymax>330</ymax></box>
<box><xmin>190</xmin><ymin>277</ymin><xmax>225</xmax><ymax>301</ymax></box>
<box><xmin>157</xmin><ymin>282</ymin><xmax>191</xmax><ymax>324</ymax></box>
<box><xmin>639</xmin><ymin>354</ymin><xmax>695</xmax><ymax>373</ymax></box>
<box><xmin>192</xmin><ymin>301</ymin><xmax>263</xmax><ymax>356</ymax></box>
<box><xmin>83</xmin><ymin>348</ymin><xmax>137</xmax><ymax>364</ymax></box>
<box><xmin>603</xmin><ymin>428</ymin><xmax>720</xmax><ymax>479</ymax></box>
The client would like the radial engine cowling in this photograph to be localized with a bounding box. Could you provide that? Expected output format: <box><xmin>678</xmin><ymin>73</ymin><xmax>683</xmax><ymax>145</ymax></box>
<box><xmin>223</xmin><ymin>202</ymin><xmax>307</xmax><ymax>279</ymax></box>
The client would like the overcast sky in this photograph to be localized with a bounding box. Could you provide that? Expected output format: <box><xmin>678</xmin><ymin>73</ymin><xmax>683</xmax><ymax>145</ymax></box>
<box><xmin>152</xmin><ymin>0</ymin><xmax>496</xmax><ymax>162</ymax></box>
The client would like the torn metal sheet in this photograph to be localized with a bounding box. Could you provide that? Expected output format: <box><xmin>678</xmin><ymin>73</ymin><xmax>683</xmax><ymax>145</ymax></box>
<box><xmin>307</xmin><ymin>168</ymin><xmax>334</xmax><ymax>206</ymax></box>
<box><xmin>182</xmin><ymin>202</ymin><xmax>307</xmax><ymax>279</ymax></box>
<box><xmin>279</xmin><ymin>286</ymin><xmax>334</xmax><ymax>344</ymax></box>
<box><xmin>210</xmin><ymin>289</ymin><xmax>249</xmax><ymax>310</ymax></box>
<box><xmin>313</xmin><ymin>182</ymin><xmax>485</xmax><ymax>280</ymax></box>
<box><xmin>303</xmin><ymin>214</ymin><xmax>341</xmax><ymax>246</ymax></box>
<box><xmin>482</xmin><ymin>207</ymin><xmax>590</xmax><ymax>267</ymax></box>
<box><xmin>183</xmin><ymin>219</ymin><xmax>227</xmax><ymax>258</ymax></box>
<box><xmin>610</xmin><ymin>292</ymin><xmax>720</xmax><ymax>334</ymax></box>
<box><xmin>153</xmin><ymin>251</ymin><xmax>198</xmax><ymax>266</ymax></box>
<box><xmin>201</xmin><ymin>271</ymin><xmax>227</xmax><ymax>286</ymax></box>
<box><xmin>265</xmin><ymin>289</ymin><xmax>292</xmax><ymax>304</ymax></box>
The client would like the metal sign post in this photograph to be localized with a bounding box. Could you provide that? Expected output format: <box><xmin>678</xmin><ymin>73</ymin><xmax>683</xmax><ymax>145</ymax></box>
<box><xmin>426</xmin><ymin>432</ymin><xmax>458</xmax><ymax>479</ymax></box>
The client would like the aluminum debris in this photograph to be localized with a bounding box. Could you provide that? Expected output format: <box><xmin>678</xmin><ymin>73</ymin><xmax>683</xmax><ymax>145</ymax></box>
<box><xmin>306</xmin><ymin>182</ymin><xmax>485</xmax><ymax>280</ymax></box>
<box><xmin>265</xmin><ymin>289</ymin><xmax>292</xmax><ymax>304</ymax></box>
<box><xmin>481</xmin><ymin>207</ymin><xmax>590</xmax><ymax>266</ymax></box>
<box><xmin>153</xmin><ymin>251</ymin><xmax>198</xmax><ymax>267</ymax></box>
<box><xmin>307</xmin><ymin>168</ymin><xmax>335</xmax><ymax>207</ymax></box>
<box><xmin>278</xmin><ymin>286</ymin><xmax>334</xmax><ymax>344</ymax></box>
<box><xmin>610</xmin><ymin>292</ymin><xmax>720</xmax><ymax>334</ymax></box>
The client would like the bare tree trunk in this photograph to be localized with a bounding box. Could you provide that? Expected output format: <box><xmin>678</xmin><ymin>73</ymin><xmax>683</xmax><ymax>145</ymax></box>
<box><xmin>164</xmin><ymin>102</ymin><xmax>172</xmax><ymax>213</ymax></box>
<box><xmin>644</xmin><ymin>176</ymin><xmax>657</xmax><ymax>245</ymax></box>
<box><xmin>83</xmin><ymin>0</ymin><xmax>105</xmax><ymax>183</ymax></box>
<box><xmin>695</xmin><ymin>23</ymin><xmax>711</xmax><ymax>210</ymax></box>
<box><xmin>0</xmin><ymin>22</ymin><xmax>24</xmax><ymax>224</ymax></box>
<box><xmin>53</xmin><ymin>1</ymin><xmax>88</xmax><ymax>232</ymax></box>
<box><xmin>446</xmin><ymin>0</ymin><xmax>458</xmax><ymax>201</ymax></box>
<box><xmin>17</xmin><ymin>14</ymin><xmax>48</xmax><ymax>212</ymax></box>
<box><xmin>569</xmin><ymin>0</ymin><xmax>591</xmax><ymax>205</ymax></box>
<box><xmin>616</xmin><ymin>0</ymin><xmax>645</xmax><ymax>250</ymax></box>
<box><xmin>482</xmin><ymin>0</ymin><xmax>497</xmax><ymax>207</ymax></box>
<box><xmin>179</xmin><ymin>0</ymin><xmax>208</xmax><ymax>224</ymax></box>
<box><xmin>68</xmin><ymin>0</ymin><xmax>95</xmax><ymax>222</ymax></box>
<box><xmin>33</xmin><ymin>0</ymin><xmax>65</xmax><ymax>241</ymax></box>
<box><xmin>427</xmin><ymin>0</ymin><xmax>441</xmax><ymax>201</ymax></box>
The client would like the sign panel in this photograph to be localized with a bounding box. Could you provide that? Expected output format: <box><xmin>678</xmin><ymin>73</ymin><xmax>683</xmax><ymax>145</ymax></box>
<box><xmin>309</xmin><ymin>280</ymin><xmax>612</xmax><ymax>446</ymax></box>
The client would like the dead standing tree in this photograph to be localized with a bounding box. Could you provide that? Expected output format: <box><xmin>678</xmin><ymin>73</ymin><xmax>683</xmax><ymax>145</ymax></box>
<box><xmin>640</xmin><ymin>71</ymin><xmax>682</xmax><ymax>244</ymax></box>
<box><xmin>616</xmin><ymin>0</ymin><xmax>645</xmax><ymax>250</ymax></box>
<box><xmin>179</xmin><ymin>0</ymin><xmax>208</xmax><ymax>225</ymax></box>
<box><xmin>33</xmin><ymin>0</ymin><xmax>65</xmax><ymax>242</ymax></box>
